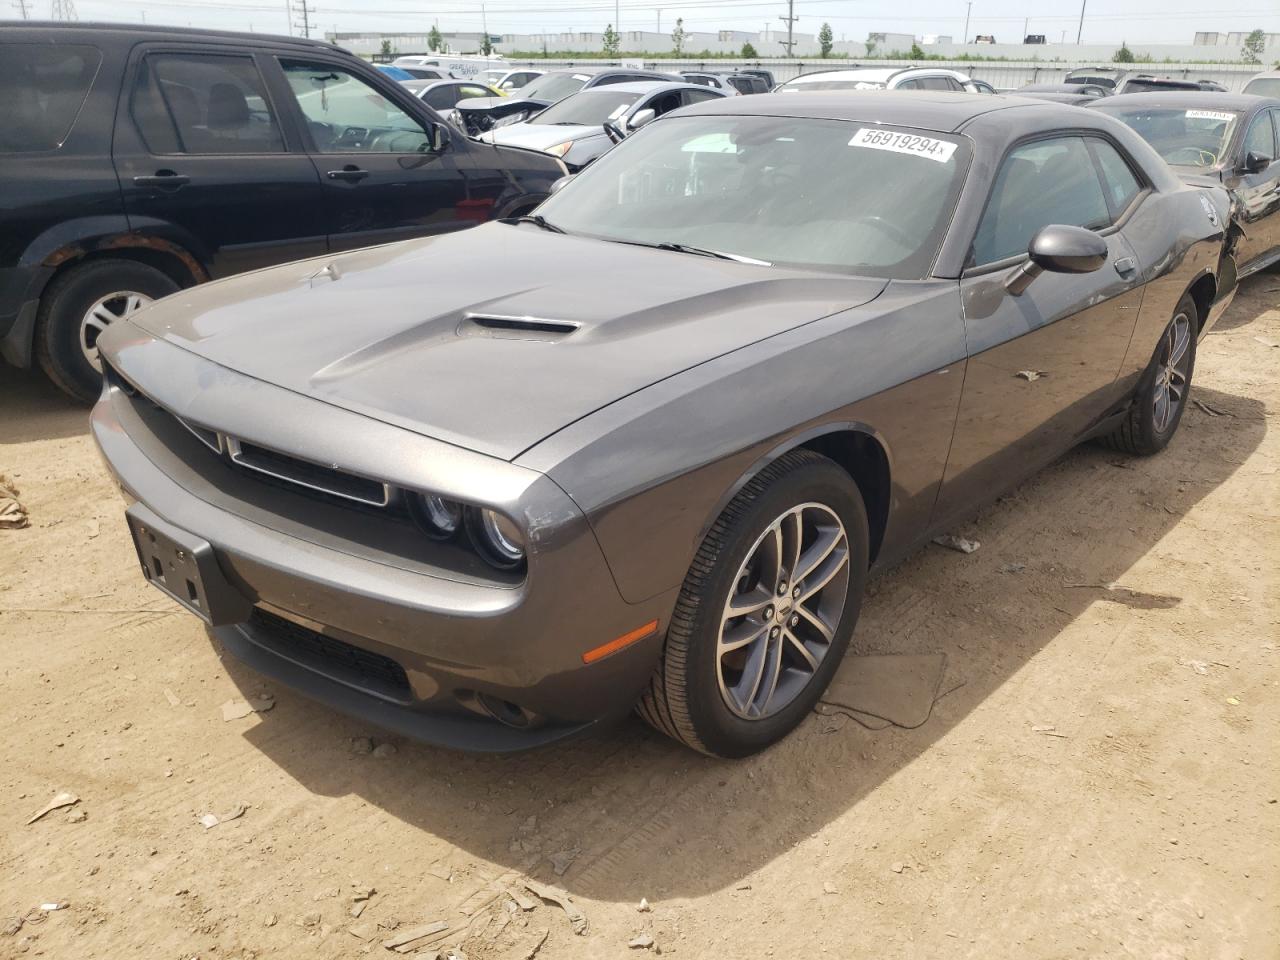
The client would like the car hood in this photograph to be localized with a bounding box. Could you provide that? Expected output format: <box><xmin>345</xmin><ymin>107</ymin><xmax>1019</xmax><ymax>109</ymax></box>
<box><xmin>456</xmin><ymin>95</ymin><xmax>551</xmax><ymax>115</ymax></box>
<box><xmin>122</xmin><ymin>225</ymin><xmax>887</xmax><ymax>461</ymax></box>
<box><xmin>487</xmin><ymin>122</ymin><xmax>601</xmax><ymax>149</ymax></box>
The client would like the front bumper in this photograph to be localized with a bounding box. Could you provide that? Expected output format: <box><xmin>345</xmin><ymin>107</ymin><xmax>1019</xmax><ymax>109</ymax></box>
<box><xmin>91</xmin><ymin>334</ymin><xmax>674</xmax><ymax>751</ymax></box>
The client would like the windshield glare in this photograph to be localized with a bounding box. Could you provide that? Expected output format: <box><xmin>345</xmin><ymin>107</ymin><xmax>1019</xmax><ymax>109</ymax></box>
<box><xmin>519</xmin><ymin>73</ymin><xmax>588</xmax><ymax>102</ymax></box>
<box><xmin>533</xmin><ymin>90</ymin><xmax>642</xmax><ymax>125</ymax></box>
<box><xmin>537</xmin><ymin>115</ymin><xmax>969</xmax><ymax>279</ymax></box>
<box><xmin>1098</xmin><ymin>105</ymin><xmax>1240</xmax><ymax>168</ymax></box>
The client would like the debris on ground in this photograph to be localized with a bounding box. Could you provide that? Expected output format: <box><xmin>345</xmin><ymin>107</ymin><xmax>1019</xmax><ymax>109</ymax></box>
<box><xmin>637</xmin><ymin>898</ymin><xmax>651</xmax><ymax>913</ymax></box>
<box><xmin>1181</xmin><ymin>658</ymin><xmax>1211</xmax><ymax>675</ymax></box>
<box><xmin>998</xmin><ymin>562</ymin><xmax>1026</xmax><ymax>574</ymax></box>
<box><xmin>0</xmin><ymin>475</ymin><xmax>28</xmax><ymax>530</ymax></box>
<box><xmin>932</xmin><ymin>534</ymin><xmax>980</xmax><ymax>554</ymax></box>
<box><xmin>348</xmin><ymin>921</ymin><xmax>376</xmax><ymax>941</ymax></box>
<box><xmin>818</xmin><ymin>653</ymin><xmax>947</xmax><ymax>730</ymax></box>
<box><xmin>219</xmin><ymin>696</ymin><xmax>274</xmax><ymax>721</ymax></box>
<box><xmin>1193</xmin><ymin>398</ymin><xmax>1230</xmax><ymax>417</ymax></box>
<box><xmin>523</xmin><ymin>880</ymin><xmax>588</xmax><ymax>935</ymax></box>
<box><xmin>66</xmin><ymin>808</ymin><xmax>87</xmax><ymax>823</ymax></box>
<box><xmin>26</xmin><ymin>791</ymin><xmax>79</xmax><ymax>825</ymax></box>
<box><xmin>629</xmin><ymin>933</ymin><xmax>655</xmax><ymax>949</ymax></box>
<box><xmin>547</xmin><ymin>848</ymin><xmax>579</xmax><ymax>877</ymax></box>
<box><xmin>823</xmin><ymin>881</ymin><xmax>838</xmax><ymax>894</ymax></box>
<box><xmin>198</xmin><ymin>802</ymin><xmax>248</xmax><ymax>830</ymax></box>
<box><xmin>372</xmin><ymin>742</ymin><xmax>397</xmax><ymax>758</ymax></box>
<box><xmin>2</xmin><ymin>915</ymin><xmax>23</xmax><ymax>937</ymax></box>
<box><xmin>349</xmin><ymin>736</ymin><xmax>374</xmax><ymax>756</ymax></box>
<box><xmin>163</xmin><ymin>688</ymin><xmax>182</xmax><ymax>707</ymax></box>
<box><xmin>382</xmin><ymin>919</ymin><xmax>449</xmax><ymax>953</ymax></box>
<box><xmin>507</xmin><ymin>888</ymin><xmax>539</xmax><ymax>912</ymax></box>
<box><xmin>890</xmin><ymin>862</ymin><xmax>906</xmax><ymax>874</ymax></box>
<box><xmin>519</xmin><ymin>928</ymin><xmax>550</xmax><ymax>959</ymax></box>
<box><xmin>1252</xmin><ymin>336</ymin><xmax>1279</xmax><ymax>348</ymax></box>
<box><xmin>1014</xmin><ymin>369</ymin><xmax>1047</xmax><ymax>381</ymax></box>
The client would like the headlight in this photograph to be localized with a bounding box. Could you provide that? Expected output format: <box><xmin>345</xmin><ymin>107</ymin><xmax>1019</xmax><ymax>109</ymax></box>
<box><xmin>467</xmin><ymin>507</ymin><xmax>526</xmax><ymax>569</ymax></box>
<box><xmin>492</xmin><ymin>111</ymin><xmax>527</xmax><ymax>128</ymax></box>
<box><xmin>545</xmin><ymin>140</ymin><xmax>574</xmax><ymax>158</ymax></box>
<box><xmin>408</xmin><ymin>493</ymin><xmax>463</xmax><ymax>540</ymax></box>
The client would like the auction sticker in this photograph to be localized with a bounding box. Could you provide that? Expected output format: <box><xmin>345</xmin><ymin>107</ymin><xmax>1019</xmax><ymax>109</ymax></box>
<box><xmin>1186</xmin><ymin>110</ymin><xmax>1236</xmax><ymax>123</ymax></box>
<box><xmin>849</xmin><ymin>127</ymin><xmax>958</xmax><ymax>163</ymax></box>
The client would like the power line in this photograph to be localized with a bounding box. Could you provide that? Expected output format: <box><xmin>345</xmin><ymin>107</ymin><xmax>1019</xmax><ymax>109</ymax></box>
<box><xmin>50</xmin><ymin>0</ymin><xmax>78</xmax><ymax>18</ymax></box>
<box><xmin>290</xmin><ymin>0</ymin><xmax>313</xmax><ymax>36</ymax></box>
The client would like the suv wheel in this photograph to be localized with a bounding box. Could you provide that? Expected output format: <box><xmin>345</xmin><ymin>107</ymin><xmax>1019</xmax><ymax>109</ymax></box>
<box><xmin>36</xmin><ymin>260</ymin><xmax>180</xmax><ymax>403</ymax></box>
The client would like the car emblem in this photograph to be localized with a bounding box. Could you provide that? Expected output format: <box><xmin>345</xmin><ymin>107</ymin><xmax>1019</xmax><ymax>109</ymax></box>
<box><xmin>1199</xmin><ymin>193</ymin><xmax>1220</xmax><ymax>227</ymax></box>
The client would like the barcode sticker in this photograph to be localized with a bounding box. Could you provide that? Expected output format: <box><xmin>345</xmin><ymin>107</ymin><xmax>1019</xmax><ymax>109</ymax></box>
<box><xmin>849</xmin><ymin>127</ymin><xmax>959</xmax><ymax>163</ymax></box>
<box><xmin>1185</xmin><ymin>110</ymin><xmax>1236</xmax><ymax>123</ymax></box>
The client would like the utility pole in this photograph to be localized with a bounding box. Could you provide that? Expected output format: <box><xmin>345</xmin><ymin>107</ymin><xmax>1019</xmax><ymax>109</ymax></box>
<box><xmin>615</xmin><ymin>0</ymin><xmax>620</xmax><ymax>36</ymax></box>
<box><xmin>962</xmin><ymin>1</ymin><xmax>971</xmax><ymax>45</ymax></box>
<box><xmin>656</xmin><ymin>8</ymin><xmax>661</xmax><ymax>33</ymax></box>
<box><xmin>778</xmin><ymin>0</ymin><xmax>797</xmax><ymax>56</ymax></box>
<box><xmin>50</xmin><ymin>0</ymin><xmax>77</xmax><ymax>20</ymax></box>
<box><xmin>13</xmin><ymin>0</ymin><xmax>31</xmax><ymax>18</ymax></box>
<box><xmin>1022</xmin><ymin>17</ymin><xmax>1028</xmax><ymax>42</ymax></box>
<box><xmin>1075</xmin><ymin>0</ymin><xmax>1086</xmax><ymax>44</ymax></box>
<box><xmin>290</xmin><ymin>0</ymin><xmax>313</xmax><ymax>38</ymax></box>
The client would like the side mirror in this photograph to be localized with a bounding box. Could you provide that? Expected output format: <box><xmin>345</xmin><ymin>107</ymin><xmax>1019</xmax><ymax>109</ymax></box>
<box><xmin>1005</xmin><ymin>224</ymin><xmax>1108</xmax><ymax>295</ymax></box>
<box><xmin>1243</xmin><ymin>150</ymin><xmax>1272</xmax><ymax>174</ymax></box>
<box><xmin>628</xmin><ymin>107</ymin><xmax>657</xmax><ymax>130</ymax></box>
<box><xmin>549</xmin><ymin>174</ymin><xmax>576</xmax><ymax>195</ymax></box>
<box><xmin>603</xmin><ymin>119</ymin><xmax>626</xmax><ymax>144</ymax></box>
<box><xmin>427</xmin><ymin>121</ymin><xmax>452</xmax><ymax>153</ymax></box>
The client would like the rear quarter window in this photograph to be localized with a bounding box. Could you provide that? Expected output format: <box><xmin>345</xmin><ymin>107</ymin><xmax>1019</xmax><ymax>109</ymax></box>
<box><xmin>0</xmin><ymin>43</ymin><xmax>102</xmax><ymax>153</ymax></box>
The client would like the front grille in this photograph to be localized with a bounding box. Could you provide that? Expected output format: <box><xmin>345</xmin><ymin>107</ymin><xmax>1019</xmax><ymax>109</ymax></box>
<box><xmin>248</xmin><ymin>608</ymin><xmax>412</xmax><ymax>701</ymax></box>
<box><xmin>226</xmin><ymin>438</ymin><xmax>390</xmax><ymax>507</ymax></box>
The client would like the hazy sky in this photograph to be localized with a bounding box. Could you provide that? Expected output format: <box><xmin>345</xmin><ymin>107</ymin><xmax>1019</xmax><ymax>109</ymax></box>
<box><xmin>8</xmin><ymin>0</ymin><xmax>1280</xmax><ymax>45</ymax></box>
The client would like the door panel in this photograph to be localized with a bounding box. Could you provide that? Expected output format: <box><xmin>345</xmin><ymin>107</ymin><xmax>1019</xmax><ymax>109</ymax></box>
<box><xmin>114</xmin><ymin>49</ymin><xmax>327</xmax><ymax>278</ymax></box>
<box><xmin>277</xmin><ymin>58</ymin><xmax>473</xmax><ymax>252</ymax></box>
<box><xmin>1228</xmin><ymin>109</ymin><xmax>1280</xmax><ymax>273</ymax></box>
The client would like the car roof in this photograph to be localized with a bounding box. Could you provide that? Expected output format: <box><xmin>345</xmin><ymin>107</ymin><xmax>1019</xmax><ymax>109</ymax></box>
<box><xmin>783</xmin><ymin>67</ymin><xmax>966</xmax><ymax>85</ymax></box>
<box><xmin>4</xmin><ymin>19</ymin><xmax>341</xmax><ymax>52</ymax></box>
<box><xmin>1090</xmin><ymin>91</ymin><xmax>1276</xmax><ymax>112</ymax></box>
<box><xmin>673</xmin><ymin>89</ymin><xmax>1086</xmax><ymax>132</ymax></box>
<box><xmin>575</xmin><ymin>80</ymin><xmax>702</xmax><ymax>94</ymax></box>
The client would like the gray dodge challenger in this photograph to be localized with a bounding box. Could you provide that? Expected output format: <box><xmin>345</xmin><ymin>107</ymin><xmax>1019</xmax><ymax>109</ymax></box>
<box><xmin>93</xmin><ymin>93</ymin><xmax>1236</xmax><ymax>757</ymax></box>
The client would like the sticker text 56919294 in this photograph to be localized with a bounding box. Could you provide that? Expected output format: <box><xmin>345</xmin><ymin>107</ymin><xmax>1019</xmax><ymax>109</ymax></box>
<box><xmin>848</xmin><ymin>127</ymin><xmax>959</xmax><ymax>164</ymax></box>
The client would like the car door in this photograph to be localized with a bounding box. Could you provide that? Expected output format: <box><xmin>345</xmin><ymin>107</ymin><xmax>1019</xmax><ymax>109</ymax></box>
<box><xmin>420</xmin><ymin>83</ymin><xmax>460</xmax><ymax>113</ymax></box>
<box><xmin>1228</xmin><ymin>108</ymin><xmax>1280</xmax><ymax>273</ymax></box>
<box><xmin>272</xmin><ymin>57</ymin><xmax>473</xmax><ymax>252</ymax></box>
<box><xmin>113</xmin><ymin>47</ymin><xmax>327</xmax><ymax>278</ymax></box>
<box><xmin>934</xmin><ymin>135</ymin><xmax>1147</xmax><ymax>518</ymax></box>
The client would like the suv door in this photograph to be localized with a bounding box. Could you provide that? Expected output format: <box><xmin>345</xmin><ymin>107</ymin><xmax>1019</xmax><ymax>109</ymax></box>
<box><xmin>113</xmin><ymin>48</ymin><xmax>326</xmax><ymax>278</ymax></box>
<box><xmin>273</xmin><ymin>57</ymin><xmax>473</xmax><ymax>252</ymax></box>
<box><xmin>1230</xmin><ymin>108</ymin><xmax>1280</xmax><ymax>274</ymax></box>
<box><xmin>935</xmin><ymin>135</ymin><xmax>1147</xmax><ymax>515</ymax></box>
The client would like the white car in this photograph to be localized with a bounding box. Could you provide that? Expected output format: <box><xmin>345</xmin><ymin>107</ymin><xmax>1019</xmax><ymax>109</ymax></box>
<box><xmin>479</xmin><ymin>68</ymin><xmax>545</xmax><ymax>93</ymax></box>
<box><xmin>775</xmin><ymin>67</ymin><xmax>983</xmax><ymax>94</ymax></box>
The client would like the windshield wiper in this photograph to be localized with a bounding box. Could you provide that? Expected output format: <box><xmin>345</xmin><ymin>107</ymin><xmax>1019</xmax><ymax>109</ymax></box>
<box><xmin>503</xmin><ymin>214</ymin><xmax>566</xmax><ymax>234</ymax></box>
<box><xmin>610</xmin><ymin>239</ymin><xmax>770</xmax><ymax>265</ymax></box>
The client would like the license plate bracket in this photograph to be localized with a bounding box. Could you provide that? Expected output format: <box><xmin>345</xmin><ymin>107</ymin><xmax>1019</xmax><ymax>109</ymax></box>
<box><xmin>126</xmin><ymin>503</ymin><xmax>252</xmax><ymax>627</ymax></box>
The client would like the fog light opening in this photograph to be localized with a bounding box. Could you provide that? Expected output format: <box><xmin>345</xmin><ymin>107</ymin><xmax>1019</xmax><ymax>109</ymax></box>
<box><xmin>478</xmin><ymin>693</ymin><xmax>531</xmax><ymax>728</ymax></box>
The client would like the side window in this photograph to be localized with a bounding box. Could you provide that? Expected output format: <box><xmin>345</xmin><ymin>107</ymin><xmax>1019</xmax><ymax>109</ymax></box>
<box><xmin>946</xmin><ymin>77</ymin><xmax>966</xmax><ymax>91</ymax></box>
<box><xmin>594</xmin><ymin>75</ymin><xmax>632</xmax><ymax>86</ymax></box>
<box><xmin>682</xmin><ymin>88</ymin><xmax>722</xmax><ymax>106</ymax></box>
<box><xmin>422</xmin><ymin>85</ymin><xmax>458</xmax><ymax>111</ymax></box>
<box><xmin>896</xmin><ymin>79</ymin><xmax>919</xmax><ymax>90</ymax></box>
<box><xmin>457</xmin><ymin>84</ymin><xmax>491</xmax><ymax>101</ymax></box>
<box><xmin>1090</xmin><ymin>139</ymin><xmax>1143</xmax><ymax>218</ymax></box>
<box><xmin>0</xmin><ymin>42</ymin><xmax>102</xmax><ymax>153</ymax></box>
<box><xmin>972</xmin><ymin>136</ymin><xmax>1111</xmax><ymax>266</ymax></box>
<box><xmin>1243</xmin><ymin>111</ymin><xmax>1277</xmax><ymax>159</ymax></box>
<box><xmin>130</xmin><ymin>53</ymin><xmax>284</xmax><ymax>155</ymax></box>
<box><xmin>280</xmin><ymin>60</ymin><xmax>429</xmax><ymax>153</ymax></box>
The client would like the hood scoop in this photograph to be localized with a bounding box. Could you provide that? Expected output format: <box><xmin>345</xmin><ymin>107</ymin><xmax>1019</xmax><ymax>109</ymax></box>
<box><xmin>462</xmin><ymin>314</ymin><xmax>581</xmax><ymax>340</ymax></box>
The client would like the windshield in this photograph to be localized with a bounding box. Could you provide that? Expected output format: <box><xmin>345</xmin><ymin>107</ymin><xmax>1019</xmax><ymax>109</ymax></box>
<box><xmin>1096</xmin><ymin>105</ymin><xmax>1241</xmax><ymax>168</ymax></box>
<box><xmin>518</xmin><ymin>73</ymin><xmax>589</xmax><ymax>103</ymax></box>
<box><xmin>537</xmin><ymin>115</ymin><xmax>970</xmax><ymax>279</ymax></box>
<box><xmin>779</xmin><ymin>77</ymin><xmax>886</xmax><ymax>92</ymax></box>
<box><xmin>533</xmin><ymin>90</ymin><xmax>642</xmax><ymax>125</ymax></box>
<box><xmin>1066</xmin><ymin>75</ymin><xmax>1117</xmax><ymax>89</ymax></box>
<box><xmin>1243</xmin><ymin>77</ymin><xmax>1280</xmax><ymax>98</ymax></box>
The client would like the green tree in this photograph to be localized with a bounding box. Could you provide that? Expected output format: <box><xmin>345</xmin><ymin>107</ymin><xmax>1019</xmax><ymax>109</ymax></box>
<box><xmin>671</xmin><ymin>17</ymin><xmax>686</xmax><ymax>55</ymax></box>
<box><xmin>603</xmin><ymin>23</ymin><xmax>620</xmax><ymax>56</ymax></box>
<box><xmin>379</xmin><ymin>39</ymin><xmax>393</xmax><ymax>58</ymax></box>
<box><xmin>908</xmin><ymin>42</ymin><xmax>925</xmax><ymax>60</ymax></box>
<box><xmin>864</xmin><ymin>39</ymin><xmax>878</xmax><ymax>57</ymax></box>
<box><xmin>481</xmin><ymin>34</ymin><xmax>494</xmax><ymax>55</ymax></box>
<box><xmin>1112</xmin><ymin>42</ymin><xmax>1134</xmax><ymax>63</ymax></box>
<box><xmin>1243</xmin><ymin>28</ymin><xmax>1265</xmax><ymax>64</ymax></box>
<box><xmin>819</xmin><ymin>22</ymin><xmax>834</xmax><ymax>58</ymax></box>
<box><xmin>741</xmin><ymin>41</ymin><xmax>758</xmax><ymax>58</ymax></box>
<box><xmin>428</xmin><ymin>25</ymin><xmax>443</xmax><ymax>52</ymax></box>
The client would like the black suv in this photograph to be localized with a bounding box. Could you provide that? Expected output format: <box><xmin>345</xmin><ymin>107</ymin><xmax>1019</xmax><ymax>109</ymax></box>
<box><xmin>0</xmin><ymin>23</ymin><xmax>567</xmax><ymax>401</ymax></box>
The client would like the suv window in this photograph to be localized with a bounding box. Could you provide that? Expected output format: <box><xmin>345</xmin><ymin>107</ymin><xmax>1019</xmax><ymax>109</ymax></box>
<box><xmin>1243</xmin><ymin>111</ymin><xmax>1277</xmax><ymax>159</ymax></box>
<box><xmin>682</xmin><ymin>88</ymin><xmax>722</xmax><ymax>106</ymax></box>
<box><xmin>281</xmin><ymin>60</ymin><xmax>429</xmax><ymax>153</ymax></box>
<box><xmin>421</xmin><ymin>84</ymin><xmax>458</xmax><ymax>111</ymax></box>
<box><xmin>131</xmin><ymin>53</ymin><xmax>285</xmax><ymax>155</ymax></box>
<box><xmin>972</xmin><ymin>136</ymin><xmax>1111</xmax><ymax>266</ymax></box>
<box><xmin>1090</xmin><ymin>139</ymin><xmax>1142</xmax><ymax>216</ymax></box>
<box><xmin>0</xmin><ymin>43</ymin><xmax>102</xmax><ymax>153</ymax></box>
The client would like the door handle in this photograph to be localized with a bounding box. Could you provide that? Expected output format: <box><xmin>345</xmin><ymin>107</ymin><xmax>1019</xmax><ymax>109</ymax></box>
<box><xmin>133</xmin><ymin>171</ymin><xmax>189</xmax><ymax>188</ymax></box>
<box><xmin>1113</xmin><ymin>256</ymin><xmax>1137</xmax><ymax>277</ymax></box>
<box><xmin>327</xmin><ymin>166</ymin><xmax>369</xmax><ymax>182</ymax></box>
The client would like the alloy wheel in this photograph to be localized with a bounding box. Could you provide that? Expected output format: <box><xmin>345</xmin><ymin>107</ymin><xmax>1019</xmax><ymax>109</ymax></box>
<box><xmin>1153</xmin><ymin>311</ymin><xmax>1191</xmax><ymax>433</ymax></box>
<box><xmin>80</xmin><ymin>291</ymin><xmax>153</xmax><ymax>372</ymax></box>
<box><xmin>716</xmin><ymin>502</ymin><xmax>851</xmax><ymax>720</ymax></box>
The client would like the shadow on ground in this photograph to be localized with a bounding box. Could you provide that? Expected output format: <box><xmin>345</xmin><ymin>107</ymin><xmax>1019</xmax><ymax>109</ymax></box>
<box><xmin>0</xmin><ymin>364</ymin><xmax>90</xmax><ymax>445</ymax></box>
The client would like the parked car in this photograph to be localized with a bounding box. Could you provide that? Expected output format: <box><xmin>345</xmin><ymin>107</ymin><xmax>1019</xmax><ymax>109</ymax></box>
<box><xmin>1019</xmin><ymin>81</ymin><xmax>1109</xmax><ymax>100</ymax></box>
<box><xmin>395</xmin><ymin>66</ymin><xmax>449</xmax><ymax>81</ymax></box>
<box><xmin>1091</xmin><ymin>92</ymin><xmax>1280</xmax><ymax>278</ymax></box>
<box><xmin>1064</xmin><ymin>69</ymin><xmax>1204</xmax><ymax>96</ymax></box>
<box><xmin>403</xmin><ymin>79</ymin><xmax>502</xmax><ymax>115</ymax></box>
<box><xmin>775</xmin><ymin>67</ymin><xmax>978</xmax><ymax>93</ymax></box>
<box><xmin>454</xmin><ymin>67</ymin><xmax>680</xmax><ymax>135</ymax></box>
<box><xmin>479</xmin><ymin>68</ymin><xmax>544</xmax><ymax>93</ymax></box>
<box><xmin>966</xmin><ymin>78</ymin><xmax>998</xmax><ymax>95</ymax></box>
<box><xmin>391</xmin><ymin>54</ymin><xmax>502</xmax><ymax>80</ymax></box>
<box><xmin>481</xmin><ymin>81</ymin><xmax>727</xmax><ymax>170</ymax></box>
<box><xmin>1196</xmin><ymin>80</ymin><xmax>1228</xmax><ymax>92</ymax></box>
<box><xmin>93</xmin><ymin>92</ymin><xmax>1234</xmax><ymax>757</ymax></box>
<box><xmin>0</xmin><ymin>23</ymin><xmax>567</xmax><ymax>401</ymax></box>
<box><xmin>738</xmin><ymin>68</ymin><xmax>776</xmax><ymax>89</ymax></box>
<box><xmin>374</xmin><ymin>64</ymin><xmax>416</xmax><ymax>82</ymax></box>
<box><xmin>1243</xmin><ymin>70</ymin><xmax>1280</xmax><ymax>98</ymax></box>
<box><xmin>680</xmin><ymin>72</ymin><xmax>753</xmax><ymax>95</ymax></box>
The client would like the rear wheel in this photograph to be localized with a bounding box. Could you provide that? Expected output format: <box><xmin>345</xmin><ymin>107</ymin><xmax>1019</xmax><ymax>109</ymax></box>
<box><xmin>36</xmin><ymin>259</ymin><xmax>179</xmax><ymax>403</ymax></box>
<box><xmin>1101</xmin><ymin>293</ymin><xmax>1197</xmax><ymax>456</ymax></box>
<box><xmin>638</xmin><ymin>450</ymin><xmax>869</xmax><ymax>757</ymax></box>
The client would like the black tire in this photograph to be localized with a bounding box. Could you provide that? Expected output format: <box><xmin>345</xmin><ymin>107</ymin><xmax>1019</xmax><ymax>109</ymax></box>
<box><xmin>1100</xmin><ymin>293</ymin><xmax>1198</xmax><ymax>457</ymax></box>
<box><xmin>637</xmin><ymin>449</ymin><xmax>870</xmax><ymax>758</ymax></box>
<box><xmin>36</xmin><ymin>259</ymin><xmax>180</xmax><ymax>403</ymax></box>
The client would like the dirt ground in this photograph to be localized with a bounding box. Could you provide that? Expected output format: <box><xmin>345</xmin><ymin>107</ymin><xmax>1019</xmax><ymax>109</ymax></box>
<box><xmin>1</xmin><ymin>274</ymin><xmax>1277</xmax><ymax>960</ymax></box>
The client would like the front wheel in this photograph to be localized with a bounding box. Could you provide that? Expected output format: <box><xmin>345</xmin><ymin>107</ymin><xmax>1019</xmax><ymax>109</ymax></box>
<box><xmin>637</xmin><ymin>450</ymin><xmax>869</xmax><ymax>757</ymax></box>
<box><xmin>1101</xmin><ymin>293</ymin><xmax>1197</xmax><ymax>457</ymax></box>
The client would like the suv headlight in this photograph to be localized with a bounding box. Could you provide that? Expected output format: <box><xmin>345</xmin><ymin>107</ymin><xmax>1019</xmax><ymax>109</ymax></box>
<box><xmin>467</xmin><ymin>507</ymin><xmax>526</xmax><ymax>569</ymax></box>
<box><xmin>408</xmin><ymin>493</ymin><xmax>464</xmax><ymax>540</ymax></box>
